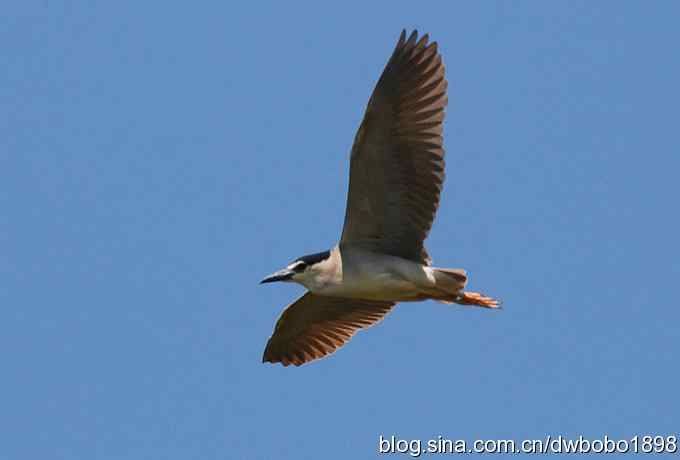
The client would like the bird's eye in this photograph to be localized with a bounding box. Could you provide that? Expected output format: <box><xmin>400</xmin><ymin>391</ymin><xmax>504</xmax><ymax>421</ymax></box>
<box><xmin>294</xmin><ymin>263</ymin><xmax>306</xmax><ymax>272</ymax></box>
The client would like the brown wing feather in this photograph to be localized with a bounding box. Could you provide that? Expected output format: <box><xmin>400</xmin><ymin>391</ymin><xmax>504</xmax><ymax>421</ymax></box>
<box><xmin>263</xmin><ymin>293</ymin><xmax>395</xmax><ymax>366</ymax></box>
<box><xmin>340</xmin><ymin>30</ymin><xmax>447</xmax><ymax>265</ymax></box>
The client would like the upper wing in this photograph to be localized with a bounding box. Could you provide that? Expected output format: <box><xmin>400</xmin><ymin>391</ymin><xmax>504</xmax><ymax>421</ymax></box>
<box><xmin>262</xmin><ymin>292</ymin><xmax>394</xmax><ymax>366</ymax></box>
<box><xmin>340</xmin><ymin>30</ymin><xmax>447</xmax><ymax>265</ymax></box>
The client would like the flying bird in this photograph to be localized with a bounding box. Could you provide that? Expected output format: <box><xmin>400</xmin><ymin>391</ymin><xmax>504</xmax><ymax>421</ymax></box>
<box><xmin>261</xmin><ymin>30</ymin><xmax>499</xmax><ymax>367</ymax></box>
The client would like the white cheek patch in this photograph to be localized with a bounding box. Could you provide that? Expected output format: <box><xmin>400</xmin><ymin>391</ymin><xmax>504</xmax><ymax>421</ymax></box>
<box><xmin>288</xmin><ymin>262</ymin><xmax>306</xmax><ymax>272</ymax></box>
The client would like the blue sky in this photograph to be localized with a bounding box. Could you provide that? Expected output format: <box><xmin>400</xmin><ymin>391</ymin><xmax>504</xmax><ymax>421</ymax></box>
<box><xmin>2</xmin><ymin>2</ymin><xmax>679</xmax><ymax>459</ymax></box>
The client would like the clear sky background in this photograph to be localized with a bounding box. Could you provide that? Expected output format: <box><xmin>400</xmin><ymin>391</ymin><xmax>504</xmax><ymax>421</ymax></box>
<box><xmin>2</xmin><ymin>2</ymin><xmax>679</xmax><ymax>459</ymax></box>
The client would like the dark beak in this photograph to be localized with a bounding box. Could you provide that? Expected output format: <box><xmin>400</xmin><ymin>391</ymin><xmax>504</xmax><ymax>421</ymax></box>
<box><xmin>260</xmin><ymin>268</ymin><xmax>294</xmax><ymax>284</ymax></box>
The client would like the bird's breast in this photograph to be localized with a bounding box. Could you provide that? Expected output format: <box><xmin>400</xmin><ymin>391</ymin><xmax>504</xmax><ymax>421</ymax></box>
<box><xmin>311</xmin><ymin>252</ymin><xmax>431</xmax><ymax>301</ymax></box>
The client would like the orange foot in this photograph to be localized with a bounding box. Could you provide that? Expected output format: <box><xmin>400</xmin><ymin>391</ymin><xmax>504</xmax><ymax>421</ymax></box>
<box><xmin>456</xmin><ymin>291</ymin><xmax>501</xmax><ymax>309</ymax></box>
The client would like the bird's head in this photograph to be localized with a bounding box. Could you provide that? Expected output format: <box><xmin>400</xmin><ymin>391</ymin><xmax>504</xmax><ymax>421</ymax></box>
<box><xmin>260</xmin><ymin>250</ymin><xmax>332</xmax><ymax>288</ymax></box>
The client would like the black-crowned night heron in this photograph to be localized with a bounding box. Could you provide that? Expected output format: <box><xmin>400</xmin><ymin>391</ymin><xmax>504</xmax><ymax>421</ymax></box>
<box><xmin>261</xmin><ymin>30</ymin><xmax>499</xmax><ymax>367</ymax></box>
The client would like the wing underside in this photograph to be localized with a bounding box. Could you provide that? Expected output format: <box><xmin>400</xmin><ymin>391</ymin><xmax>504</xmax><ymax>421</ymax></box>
<box><xmin>263</xmin><ymin>292</ymin><xmax>394</xmax><ymax>366</ymax></box>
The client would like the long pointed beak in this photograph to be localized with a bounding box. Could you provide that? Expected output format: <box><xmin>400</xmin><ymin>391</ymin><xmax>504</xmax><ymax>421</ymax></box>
<box><xmin>260</xmin><ymin>268</ymin><xmax>294</xmax><ymax>284</ymax></box>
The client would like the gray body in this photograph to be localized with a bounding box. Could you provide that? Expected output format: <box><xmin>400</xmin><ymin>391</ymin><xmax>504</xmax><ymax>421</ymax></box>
<box><xmin>260</xmin><ymin>30</ymin><xmax>498</xmax><ymax>367</ymax></box>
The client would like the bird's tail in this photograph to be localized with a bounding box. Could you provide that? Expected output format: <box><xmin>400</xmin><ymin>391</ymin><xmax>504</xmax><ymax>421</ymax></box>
<box><xmin>430</xmin><ymin>268</ymin><xmax>500</xmax><ymax>308</ymax></box>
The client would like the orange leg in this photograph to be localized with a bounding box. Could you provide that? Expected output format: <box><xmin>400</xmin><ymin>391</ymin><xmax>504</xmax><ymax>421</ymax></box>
<box><xmin>455</xmin><ymin>291</ymin><xmax>501</xmax><ymax>309</ymax></box>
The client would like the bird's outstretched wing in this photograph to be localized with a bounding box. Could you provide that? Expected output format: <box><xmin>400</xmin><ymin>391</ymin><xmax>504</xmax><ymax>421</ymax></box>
<box><xmin>263</xmin><ymin>292</ymin><xmax>394</xmax><ymax>366</ymax></box>
<box><xmin>340</xmin><ymin>30</ymin><xmax>447</xmax><ymax>265</ymax></box>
